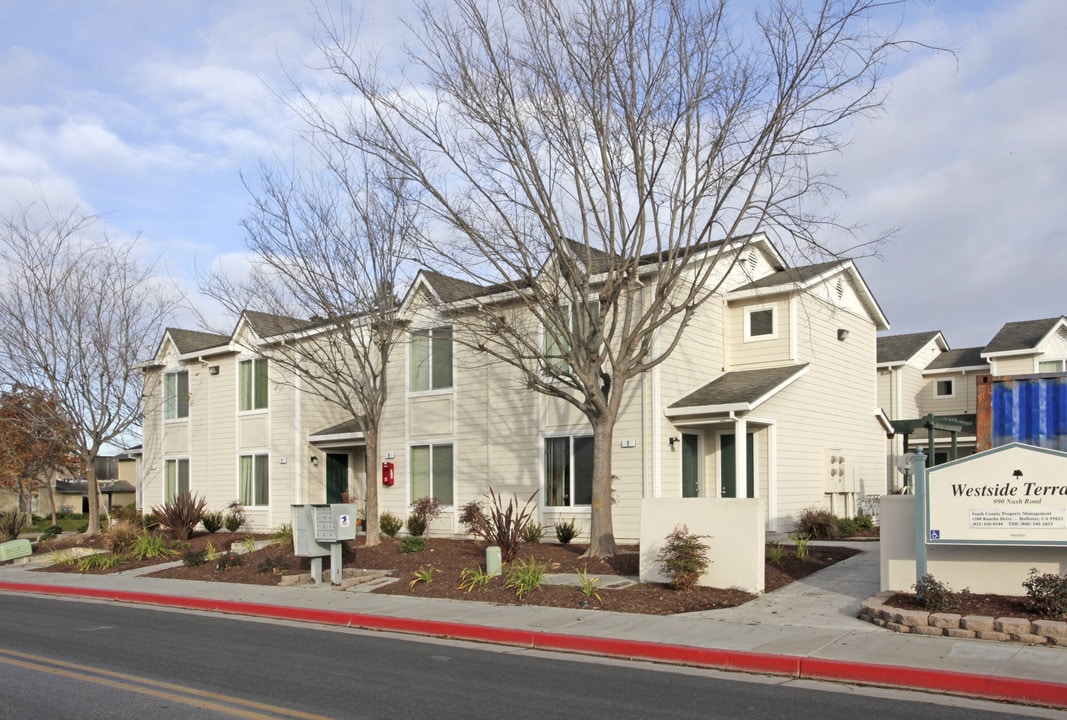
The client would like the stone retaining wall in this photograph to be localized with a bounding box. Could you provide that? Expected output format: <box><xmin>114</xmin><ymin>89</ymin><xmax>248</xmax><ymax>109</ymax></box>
<box><xmin>860</xmin><ymin>592</ymin><xmax>1067</xmax><ymax>646</ymax></box>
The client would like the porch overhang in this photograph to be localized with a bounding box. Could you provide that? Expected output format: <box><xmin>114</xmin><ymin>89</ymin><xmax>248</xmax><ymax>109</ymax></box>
<box><xmin>308</xmin><ymin>418</ymin><xmax>366</xmax><ymax>448</ymax></box>
<box><xmin>666</xmin><ymin>364</ymin><xmax>810</xmax><ymax>419</ymax></box>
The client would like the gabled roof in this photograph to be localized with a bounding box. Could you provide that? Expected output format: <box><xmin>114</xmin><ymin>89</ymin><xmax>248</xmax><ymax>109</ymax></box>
<box><xmin>165</xmin><ymin>328</ymin><xmax>230</xmax><ymax>354</ymax></box>
<box><xmin>730</xmin><ymin>260</ymin><xmax>844</xmax><ymax>293</ymax></box>
<box><xmin>982</xmin><ymin>317</ymin><xmax>1067</xmax><ymax>357</ymax></box>
<box><xmin>667</xmin><ymin>364</ymin><xmax>809</xmax><ymax>416</ymax></box>
<box><xmin>417</xmin><ymin>270</ymin><xmax>494</xmax><ymax>304</ymax></box>
<box><xmin>242</xmin><ymin>310</ymin><xmax>317</xmax><ymax>339</ymax></box>
<box><xmin>924</xmin><ymin>347</ymin><xmax>988</xmax><ymax>373</ymax></box>
<box><xmin>876</xmin><ymin>331</ymin><xmax>944</xmax><ymax>366</ymax></box>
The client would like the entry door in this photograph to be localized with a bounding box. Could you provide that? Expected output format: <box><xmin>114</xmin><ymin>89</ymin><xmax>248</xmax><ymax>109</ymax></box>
<box><xmin>720</xmin><ymin>433</ymin><xmax>755</xmax><ymax>498</ymax></box>
<box><xmin>326</xmin><ymin>453</ymin><xmax>349</xmax><ymax>504</ymax></box>
<box><xmin>681</xmin><ymin>433</ymin><xmax>700</xmax><ymax>498</ymax></box>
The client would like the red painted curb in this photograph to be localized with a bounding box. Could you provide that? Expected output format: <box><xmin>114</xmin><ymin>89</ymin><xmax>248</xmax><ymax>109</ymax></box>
<box><xmin>3</xmin><ymin>581</ymin><xmax>1065</xmax><ymax>709</ymax></box>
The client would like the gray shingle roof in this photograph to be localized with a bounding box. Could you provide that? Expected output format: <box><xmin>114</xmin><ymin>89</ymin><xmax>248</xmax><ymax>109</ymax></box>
<box><xmin>925</xmin><ymin>347</ymin><xmax>987</xmax><ymax>371</ymax></box>
<box><xmin>166</xmin><ymin>328</ymin><xmax>229</xmax><ymax>354</ymax></box>
<box><xmin>876</xmin><ymin>331</ymin><xmax>942</xmax><ymax>365</ymax></box>
<box><xmin>731</xmin><ymin>260</ymin><xmax>845</xmax><ymax>294</ymax></box>
<box><xmin>310</xmin><ymin>418</ymin><xmax>365</xmax><ymax>438</ymax></box>
<box><xmin>983</xmin><ymin>317</ymin><xmax>1065</xmax><ymax>354</ymax></box>
<box><xmin>243</xmin><ymin>311</ymin><xmax>316</xmax><ymax>338</ymax></box>
<box><xmin>669</xmin><ymin>364</ymin><xmax>808</xmax><ymax>410</ymax></box>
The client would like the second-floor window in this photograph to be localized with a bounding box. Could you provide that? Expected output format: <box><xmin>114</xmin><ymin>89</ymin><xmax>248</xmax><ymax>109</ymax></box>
<box><xmin>163</xmin><ymin>370</ymin><xmax>189</xmax><ymax>420</ymax></box>
<box><xmin>1039</xmin><ymin>360</ymin><xmax>1065</xmax><ymax>373</ymax></box>
<box><xmin>544</xmin><ymin>300</ymin><xmax>600</xmax><ymax>371</ymax></box>
<box><xmin>934</xmin><ymin>379</ymin><xmax>955</xmax><ymax>398</ymax></box>
<box><xmin>238</xmin><ymin>358</ymin><xmax>268</xmax><ymax>411</ymax></box>
<box><xmin>745</xmin><ymin>306</ymin><xmax>776</xmax><ymax>340</ymax></box>
<box><xmin>164</xmin><ymin>458</ymin><xmax>189</xmax><ymax>501</ymax></box>
<box><xmin>409</xmin><ymin>326</ymin><xmax>453</xmax><ymax>392</ymax></box>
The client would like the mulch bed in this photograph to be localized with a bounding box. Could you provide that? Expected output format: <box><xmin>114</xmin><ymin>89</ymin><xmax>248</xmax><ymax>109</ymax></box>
<box><xmin>30</xmin><ymin>531</ymin><xmax>861</xmax><ymax>616</ymax></box>
<box><xmin>882</xmin><ymin>592</ymin><xmax>1050</xmax><ymax>623</ymax></box>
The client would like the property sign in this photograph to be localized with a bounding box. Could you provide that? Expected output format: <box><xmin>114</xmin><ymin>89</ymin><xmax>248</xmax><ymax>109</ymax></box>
<box><xmin>926</xmin><ymin>444</ymin><xmax>1067</xmax><ymax>546</ymax></box>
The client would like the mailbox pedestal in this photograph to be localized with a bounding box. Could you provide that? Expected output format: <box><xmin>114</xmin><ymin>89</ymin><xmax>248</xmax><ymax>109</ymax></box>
<box><xmin>291</xmin><ymin>503</ymin><xmax>356</xmax><ymax>584</ymax></box>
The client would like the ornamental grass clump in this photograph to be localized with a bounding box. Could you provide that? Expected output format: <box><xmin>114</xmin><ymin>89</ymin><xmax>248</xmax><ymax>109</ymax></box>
<box><xmin>658</xmin><ymin>525</ymin><xmax>710</xmax><ymax>592</ymax></box>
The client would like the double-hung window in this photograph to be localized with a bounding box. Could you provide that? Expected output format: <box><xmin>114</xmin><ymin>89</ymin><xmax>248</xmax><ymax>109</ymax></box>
<box><xmin>544</xmin><ymin>435</ymin><xmax>593</xmax><ymax>507</ymax></box>
<box><xmin>239</xmin><ymin>454</ymin><xmax>269</xmax><ymax>506</ymax></box>
<box><xmin>409</xmin><ymin>327</ymin><xmax>453</xmax><ymax>392</ymax></box>
<box><xmin>410</xmin><ymin>444</ymin><xmax>454</xmax><ymax>505</ymax></box>
<box><xmin>544</xmin><ymin>300</ymin><xmax>600</xmax><ymax>371</ymax></box>
<box><xmin>238</xmin><ymin>358</ymin><xmax>268</xmax><ymax>411</ymax></box>
<box><xmin>163</xmin><ymin>370</ymin><xmax>189</xmax><ymax>420</ymax></box>
<box><xmin>164</xmin><ymin>458</ymin><xmax>189</xmax><ymax>501</ymax></box>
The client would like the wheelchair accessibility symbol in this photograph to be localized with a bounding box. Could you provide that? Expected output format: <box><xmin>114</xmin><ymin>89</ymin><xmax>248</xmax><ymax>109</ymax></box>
<box><xmin>929</xmin><ymin>529</ymin><xmax>940</xmax><ymax>540</ymax></box>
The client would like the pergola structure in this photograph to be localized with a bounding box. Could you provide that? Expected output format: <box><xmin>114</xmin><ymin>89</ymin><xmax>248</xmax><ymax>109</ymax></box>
<box><xmin>890</xmin><ymin>412</ymin><xmax>973</xmax><ymax>466</ymax></box>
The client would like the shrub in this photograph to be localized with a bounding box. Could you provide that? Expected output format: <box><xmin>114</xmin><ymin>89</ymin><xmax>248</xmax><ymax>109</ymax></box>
<box><xmin>201</xmin><ymin>510</ymin><xmax>224</xmax><ymax>534</ymax></box>
<box><xmin>271</xmin><ymin>523</ymin><xmax>294</xmax><ymax>549</ymax></box>
<box><xmin>794</xmin><ymin>506</ymin><xmax>840</xmax><ymax>540</ymax></box>
<box><xmin>0</xmin><ymin>510</ymin><xmax>27</xmax><ymax>542</ymax></box>
<box><xmin>379</xmin><ymin>511</ymin><xmax>404</xmax><ymax>537</ymax></box>
<box><xmin>553</xmin><ymin>518</ymin><xmax>581</xmax><ymax>545</ymax></box>
<box><xmin>215</xmin><ymin>552</ymin><xmax>242</xmax><ymax>571</ymax></box>
<box><xmin>576</xmin><ymin>567</ymin><xmax>601</xmax><ymax>605</ymax></box>
<box><xmin>1023</xmin><ymin>568</ymin><xmax>1067</xmax><ymax>619</ymax></box>
<box><xmin>182</xmin><ymin>548</ymin><xmax>208</xmax><ymax>567</ymax></box>
<box><xmin>151</xmin><ymin>492</ymin><xmax>208</xmax><ymax>541</ymax></box>
<box><xmin>913</xmin><ymin>573</ymin><xmax>960</xmax><ymax>612</ymax></box>
<box><xmin>105</xmin><ymin>520</ymin><xmax>141</xmax><ymax>554</ymax></box>
<box><xmin>504</xmin><ymin>558</ymin><xmax>545</xmax><ymax>599</ymax></box>
<box><xmin>405</xmin><ymin>513</ymin><xmax>427</xmax><ymax>538</ymax></box>
<box><xmin>408</xmin><ymin>496</ymin><xmax>443</xmax><ymax>536</ymax></box>
<box><xmin>836</xmin><ymin>517</ymin><xmax>858</xmax><ymax>536</ymax></box>
<box><xmin>521</xmin><ymin>521</ymin><xmax>543</xmax><ymax>544</ymax></box>
<box><xmin>110</xmin><ymin>503</ymin><xmax>141</xmax><ymax>525</ymax></box>
<box><xmin>223</xmin><ymin>500</ymin><xmax>247</xmax><ymax>533</ymax></box>
<box><xmin>854</xmin><ymin>514</ymin><xmax>875</xmax><ymax>531</ymax></box>
<box><xmin>766</xmin><ymin>540</ymin><xmax>784</xmax><ymax>565</ymax></box>
<box><xmin>791</xmin><ymin>534</ymin><xmax>810</xmax><ymax>559</ymax></box>
<box><xmin>399</xmin><ymin>535</ymin><xmax>426</xmax><ymax>553</ymax></box>
<box><xmin>256</xmin><ymin>554</ymin><xmax>291</xmax><ymax>574</ymax></box>
<box><xmin>459</xmin><ymin>565</ymin><xmax>493</xmax><ymax>593</ymax></box>
<box><xmin>409</xmin><ymin>566</ymin><xmax>437</xmax><ymax>588</ymax></box>
<box><xmin>77</xmin><ymin>553</ymin><xmax>123</xmax><ymax>572</ymax></box>
<box><xmin>657</xmin><ymin>525</ymin><xmax>710</xmax><ymax>591</ymax></box>
<box><xmin>458</xmin><ymin>488</ymin><xmax>538</xmax><ymax>563</ymax></box>
<box><xmin>39</xmin><ymin>525</ymin><xmax>63</xmax><ymax>542</ymax></box>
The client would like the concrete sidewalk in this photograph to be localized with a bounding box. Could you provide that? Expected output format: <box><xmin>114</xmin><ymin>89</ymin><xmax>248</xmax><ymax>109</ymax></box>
<box><xmin>2</xmin><ymin>542</ymin><xmax>1065</xmax><ymax>710</ymax></box>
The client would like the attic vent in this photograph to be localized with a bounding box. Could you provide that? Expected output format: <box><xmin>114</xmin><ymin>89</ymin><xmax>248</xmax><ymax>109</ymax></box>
<box><xmin>746</xmin><ymin>249</ymin><xmax>758</xmax><ymax>272</ymax></box>
<box><xmin>1058</xmin><ymin>326</ymin><xmax>1067</xmax><ymax>342</ymax></box>
<box><xmin>835</xmin><ymin>278</ymin><xmax>845</xmax><ymax>300</ymax></box>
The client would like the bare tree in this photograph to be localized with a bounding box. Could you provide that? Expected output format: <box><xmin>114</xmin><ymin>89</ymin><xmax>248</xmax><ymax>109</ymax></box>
<box><xmin>311</xmin><ymin>0</ymin><xmax>916</xmax><ymax>556</ymax></box>
<box><xmin>0</xmin><ymin>202</ymin><xmax>175</xmax><ymax>535</ymax></box>
<box><xmin>200</xmin><ymin>146</ymin><xmax>418</xmax><ymax>547</ymax></box>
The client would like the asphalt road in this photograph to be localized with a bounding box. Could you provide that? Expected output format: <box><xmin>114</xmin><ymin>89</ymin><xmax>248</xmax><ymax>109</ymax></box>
<box><xmin>0</xmin><ymin>594</ymin><xmax>1060</xmax><ymax>720</ymax></box>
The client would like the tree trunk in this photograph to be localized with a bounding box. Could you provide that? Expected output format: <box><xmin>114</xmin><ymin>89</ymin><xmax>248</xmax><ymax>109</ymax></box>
<box><xmin>84</xmin><ymin>460</ymin><xmax>101</xmax><ymax>535</ymax></box>
<box><xmin>584</xmin><ymin>415</ymin><xmax>618</xmax><ymax>558</ymax></box>
<box><xmin>363</xmin><ymin>432</ymin><xmax>381</xmax><ymax>547</ymax></box>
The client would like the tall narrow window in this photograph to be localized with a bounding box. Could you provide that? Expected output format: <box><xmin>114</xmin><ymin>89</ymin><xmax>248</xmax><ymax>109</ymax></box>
<box><xmin>544</xmin><ymin>435</ymin><xmax>593</xmax><ymax>506</ymax></box>
<box><xmin>164</xmin><ymin>458</ymin><xmax>189</xmax><ymax>501</ymax></box>
<box><xmin>163</xmin><ymin>371</ymin><xmax>189</xmax><ymax>420</ymax></box>
<box><xmin>409</xmin><ymin>327</ymin><xmax>453</xmax><ymax>391</ymax></box>
<box><xmin>544</xmin><ymin>301</ymin><xmax>600</xmax><ymax>371</ymax></box>
<box><xmin>238</xmin><ymin>358</ymin><xmax>268</xmax><ymax>411</ymax></box>
<box><xmin>410</xmin><ymin>444</ymin><xmax>454</xmax><ymax>505</ymax></box>
<box><xmin>239</xmin><ymin>454</ymin><xmax>269</xmax><ymax>506</ymax></box>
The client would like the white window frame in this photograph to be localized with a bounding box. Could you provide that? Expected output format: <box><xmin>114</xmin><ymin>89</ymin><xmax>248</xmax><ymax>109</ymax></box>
<box><xmin>408</xmin><ymin>326</ymin><xmax>454</xmax><ymax>394</ymax></box>
<box><xmin>1038</xmin><ymin>359</ymin><xmax>1065</xmax><ymax>373</ymax></box>
<box><xmin>543</xmin><ymin>434</ymin><xmax>594</xmax><ymax>509</ymax></box>
<box><xmin>238</xmin><ymin>453</ymin><xmax>270</xmax><ymax>507</ymax></box>
<box><xmin>543</xmin><ymin>300</ymin><xmax>601</xmax><ymax>373</ymax></box>
<box><xmin>744</xmin><ymin>305</ymin><xmax>777</xmax><ymax>341</ymax></box>
<box><xmin>934</xmin><ymin>378</ymin><xmax>955</xmax><ymax>399</ymax></box>
<box><xmin>409</xmin><ymin>442</ymin><xmax>455</xmax><ymax>506</ymax></box>
<box><xmin>164</xmin><ymin>458</ymin><xmax>189</xmax><ymax>502</ymax></box>
<box><xmin>238</xmin><ymin>358</ymin><xmax>268</xmax><ymax>412</ymax></box>
<box><xmin>163</xmin><ymin>370</ymin><xmax>189</xmax><ymax>420</ymax></box>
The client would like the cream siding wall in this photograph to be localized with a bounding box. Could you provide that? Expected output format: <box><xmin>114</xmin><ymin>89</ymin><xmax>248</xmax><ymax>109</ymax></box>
<box><xmin>990</xmin><ymin>354</ymin><xmax>1037</xmax><ymax>375</ymax></box>
<box><xmin>921</xmin><ymin>371</ymin><xmax>980</xmax><ymax>415</ymax></box>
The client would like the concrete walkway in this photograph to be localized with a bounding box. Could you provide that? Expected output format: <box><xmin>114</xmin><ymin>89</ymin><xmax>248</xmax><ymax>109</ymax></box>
<box><xmin>2</xmin><ymin>541</ymin><xmax>1065</xmax><ymax>710</ymax></box>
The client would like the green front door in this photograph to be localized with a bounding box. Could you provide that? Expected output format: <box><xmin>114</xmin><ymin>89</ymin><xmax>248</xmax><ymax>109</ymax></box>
<box><xmin>720</xmin><ymin>433</ymin><xmax>754</xmax><ymax>498</ymax></box>
<box><xmin>682</xmin><ymin>433</ymin><xmax>700</xmax><ymax>498</ymax></box>
<box><xmin>326</xmin><ymin>453</ymin><xmax>349</xmax><ymax>504</ymax></box>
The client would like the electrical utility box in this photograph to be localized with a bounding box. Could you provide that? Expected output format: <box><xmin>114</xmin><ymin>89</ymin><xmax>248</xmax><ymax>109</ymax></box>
<box><xmin>291</xmin><ymin>503</ymin><xmax>356</xmax><ymax>583</ymax></box>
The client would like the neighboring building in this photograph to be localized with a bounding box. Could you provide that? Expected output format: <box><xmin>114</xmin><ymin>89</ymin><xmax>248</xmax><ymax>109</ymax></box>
<box><xmin>140</xmin><ymin>233</ymin><xmax>890</xmax><ymax>538</ymax></box>
<box><xmin>876</xmin><ymin>316</ymin><xmax>1066</xmax><ymax>488</ymax></box>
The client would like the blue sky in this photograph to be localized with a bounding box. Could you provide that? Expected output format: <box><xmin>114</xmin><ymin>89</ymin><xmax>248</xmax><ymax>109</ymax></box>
<box><xmin>2</xmin><ymin>0</ymin><xmax>1064</xmax><ymax>349</ymax></box>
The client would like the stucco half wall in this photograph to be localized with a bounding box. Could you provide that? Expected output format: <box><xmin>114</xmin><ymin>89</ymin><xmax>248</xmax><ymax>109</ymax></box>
<box><xmin>881</xmin><ymin>496</ymin><xmax>1066</xmax><ymax>595</ymax></box>
<box><xmin>639</xmin><ymin>498</ymin><xmax>765</xmax><ymax>594</ymax></box>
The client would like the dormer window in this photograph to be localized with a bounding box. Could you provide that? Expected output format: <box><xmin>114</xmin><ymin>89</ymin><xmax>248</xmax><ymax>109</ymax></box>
<box><xmin>164</xmin><ymin>371</ymin><xmax>189</xmax><ymax>420</ymax></box>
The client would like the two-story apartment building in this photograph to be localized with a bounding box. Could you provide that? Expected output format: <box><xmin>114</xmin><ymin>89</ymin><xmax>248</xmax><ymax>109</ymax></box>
<box><xmin>140</xmin><ymin>233</ymin><xmax>891</xmax><ymax>539</ymax></box>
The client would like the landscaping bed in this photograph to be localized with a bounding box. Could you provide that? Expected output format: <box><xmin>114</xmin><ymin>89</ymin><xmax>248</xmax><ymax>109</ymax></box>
<box><xmin>32</xmin><ymin>531</ymin><xmax>858</xmax><ymax>616</ymax></box>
